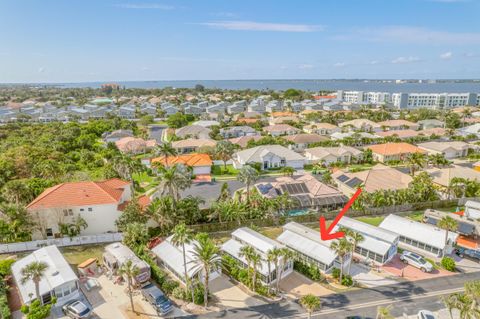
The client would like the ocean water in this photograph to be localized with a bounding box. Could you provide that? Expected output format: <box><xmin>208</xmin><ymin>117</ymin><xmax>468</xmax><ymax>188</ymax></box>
<box><xmin>39</xmin><ymin>79</ymin><xmax>480</xmax><ymax>93</ymax></box>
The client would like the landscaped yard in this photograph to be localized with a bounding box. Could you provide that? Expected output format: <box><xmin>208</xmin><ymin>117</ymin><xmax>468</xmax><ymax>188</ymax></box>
<box><xmin>60</xmin><ymin>244</ymin><xmax>106</xmax><ymax>267</ymax></box>
<box><xmin>212</xmin><ymin>164</ymin><xmax>239</xmax><ymax>176</ymax></box>
<box><xmin>355</xmin><ymin>216</ymin><xmax>385</xmax><ymax>226</ymax></box>
<box><xmin>132</xmin><ymin>171</ymin><xmax>158</xmax><ymax>194</ymax></box>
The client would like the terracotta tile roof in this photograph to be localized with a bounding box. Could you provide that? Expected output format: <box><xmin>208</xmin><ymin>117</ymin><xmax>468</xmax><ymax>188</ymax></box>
<box><xmin>377</xmin><ymin>119</ymin><xmax>418</xmax><ymax>127</ymax></box>
<box><xmin>229</xmin><ymin>135</ymin><xmax>262</xmax><ymax>148</ymax></box>
<box><xmin>367</xmin><ymin>142</ymin><xmax>426</xmax><ymax>156</ymax></box>
<box><xmin>27</xmin><ymin>179</ymin><xmax>130</xmax><ymax>210</ymax></box>
<box><xmin>282</xmin><ymin>133</ymin><xmax>329</xmax><ymax>144</ymax></box>
<box><xmin>263</xmin><ymin>124</ymin><xmax>300</xmax><ymax>133</ymax></box>
<box><xmin>151</xmin><ymin>153</ymin><xmax>213</xmax><ymax>167</ymax></box>
<box><xmin>376</xmin><ymin>129</ymin><xmax>420</xmax><ymax>139</ymax></box>
<box><xmin>314</xmin><ymin>95</ymin><xmax>336</xmax><ymax>100</ymax></box>
<box><xmin>236</xmin><ymin>118</ymin><xmax>260</xmax><ymax>124</ymax></box>
<box><xmin>271</xmin><ymin>111</ymin><xmax>295</xmax><ymax>117</ymax></box>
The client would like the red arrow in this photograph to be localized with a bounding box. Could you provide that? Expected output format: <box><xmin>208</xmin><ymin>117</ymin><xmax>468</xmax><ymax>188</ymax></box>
<box><xmin>319</xmin><ymin>188</ymin><xmax>362</xmax><ymax>241</ymax></box>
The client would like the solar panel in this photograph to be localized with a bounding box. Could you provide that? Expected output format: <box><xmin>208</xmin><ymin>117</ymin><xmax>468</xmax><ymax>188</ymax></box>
<box><xmin>257</xmin><ymin>183</ymin><xmax>273</xmax><ymax>195</ymax></box>
<box><xmin>337</xmin><ymin>174</ymin><xmax>349</xmax><ymax>183</ymax></box>
<box><xmin>345</xmin><ymin>177</ymin><xmax>363</xmax><ymax>188</ymax></box>
<box><xmin>281</xmin><ymin>182</ymin><xmax>309</xmax><ymax>195</ymax></box>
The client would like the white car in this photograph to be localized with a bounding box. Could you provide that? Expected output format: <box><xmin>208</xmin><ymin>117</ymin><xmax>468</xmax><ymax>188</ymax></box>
<box><xmin>417</xmin><ymin>310</ymin><xmax>436</xmax><ymax>319</ymax></box>
<box><xmin>400</xmin><ymin>251</ymin><xmax>434</xmax><ymax>273</ymax></box>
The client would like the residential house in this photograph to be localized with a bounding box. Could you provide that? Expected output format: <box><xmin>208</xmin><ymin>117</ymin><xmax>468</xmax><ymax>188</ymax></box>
<box><xmin>379</xmin><ymin>214</ymin><xmax>458</xmax><ymax>257</ymax></box>
<box><xmin>232</xmin><ymin>145</ymin><xmax>306</xmax><ymax>169</ymax></box>
<box><xmin>282</xmin><ymin>134</ymin><xmax>329</xmax><ymax>152</ymax></box>
<box><xmin>269</xmin><ymin>116</ymin><xmax>300</xmax><ymax>125</ymax></box>
<box><xmin>12</xmin><ymin>246</ymin><xmax>80</xmax><ymax>305</ymax></box>
<box><xmin>457</xmin><ymin>123</ymin><xmax>480</xmax><ymax>138</ymax></box>
<box><xmin>418</xmin><ymin>119</ymin><xmax>445</xmax><ymax>130</ymax></box>
<box><xmin>332</xmin><ymin>164</ymin><xmax>412</xmax><ymax>196</ymax></box>
<box><xmin>222</xmin><ymin>227</ymin><xmax>293</xmax><ymax>285</ymax></box>
<box><xmin>228</xmin><ymin>135</ymin><xmax>262</xmax><ymax>148</ymax></box>
<box><xmin>265</xmin><ymin>100</ymin><xmax>284</xmax><ymax>113</ymax></box>
<box><xmin>423</xmin><ymin>209</ymin><xmax>479</xmax><ymax>238</ymax></box>
<box><xmin>464</xmin><ymin>200</ymin><xmax>480</xmax><ymax>220</ymax></box>
<box><xmin>163</xmin><ymin>105</ymin><xmax>180</xmax><ymax>116</ymax></box>
<box><xmin>376</xmin><ymin>129</ymin><xmax>422</xmax><ymax>140</ymax></box>
<box><xmin>172</xmin><ymin>138</ymin><xmax>217</xmax><ymax>154</ymax></box>
<box><xmin>417</xmin><ymin>141</ymin><xmax>469</xmax><ymax>159</ymax></box>
<box><xmin>334</xmin><ymin>217</ymin><xmax>399</xmax><ymax>264</ymax></box>
<box><xmin>422</xmin><ymin>165</ymin><xmax>480</xmax><ymax>193</ymax></box>
<box><xmin>150</xmin><ymin>153</ymin><xmax>213</xmax><ymax>176</ymax></box>
<box><xmin>192</xmin><ymin>120</ymin><xmax>220</xmax><ymax>128</ymax></box>
<box><xmin>366</xmin><ymin>142</ymin><xmax>426</xmax><ymax>163</ymax></box>
<box><xmin>220</xmin><ymin>126</ymin><xmax>258</xmax><ymax>138</ymax></box>
<box><xmin>263</xmin><ymin>124</ymin><xmax>300</xmax><ymax>137</ymax></box>
<box><xmin>176</xmin><ymin>125</ymin><xmax>212</xmax><ymax>139</ymax></box>
<box><xmin>330</xmin><ymin>131</ymin><xmax>381</xmax><ymax>141</ymax></box>
<box><xmin>117</xmin><ymin>105</ymin><xmax>136</xmax><ymax>119</ymax></box>
<box><xmin>247</xmin><ymin>98</ymin><xmax>266</xmax><ymax>113</ymax></box>
<box><xmin>206</xmin><ymin>103</ymin><xmax>226</xmax><ymax>114</ymax></box>
<box><xmin>377</xmin><ymin>119</ymin><xmax>419</xmax><ymax>131</ymax></box>
<box><xmin>152</xmin><ymin>236</ymin><xmax>221</xmax><ymax>284</ymax></box>
<box><xmin>227</xmin><ymin>102</ymin><xmax>246</xmax><ymax>114</ymax></box>
<box><xmin>184</xmin><ymin>105</ymin><xmax>204</xmax><ymax>115</ymax></box>
<box><xmin>115</xmin><ymin>137</ymin><xmax>156</xmax><ymax>154</ymax></box>
<box><xmin>305</xmin><ymin>146</ymin><xmax>363</xmax><ymax>165</ymax></box>
<box><xmin>338</xmin><ymin>119</ymin><xmax>381</xmax><ymax>132</ymax></box>
<box><xmin>303</xmin><ymin>123</ymin><xmax>340</xmax><ymax>135</ymax></box>
<box><xmin>26</xmin><ymin>178</ymin><xmax>131</xmax><ymax>239</ymax></box>
<box><xmin>255</xmin><ymin>174</ymin><xmax>348</xmax><ymax>211</ymax></box>
<box><xmin>277</xmin><ymin>222</ymin><xmax>351</xmax><ymax>273</ymax></box>
<box><xmin>139</xmin><ymin>103</ymin><xmax>157</xmax><ymax>116</ymax></box>
<box><xmin>102</xmin><ymin>129</ymin><xmax>134</xmax><ymax>143</ymax></box>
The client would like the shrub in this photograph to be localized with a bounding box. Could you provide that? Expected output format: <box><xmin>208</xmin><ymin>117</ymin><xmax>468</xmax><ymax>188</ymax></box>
<box><xmin>341</xmin><ymin>275</ymin><xmax>353</xmax><ymax>286</ymax></box>
<box><xmin>331</xmin><ymin>268</ymin><xmax>340</xmax><ymax>279</ymax></box>
<box><xmin>0</xmin><ymin>259</ymin><xmax>15</xmax><ymax>277</ymax></box>
<box><xmin>161</xmin><ymin>279</ymin><xmax>179</xmax><ymax>295</ymax></box>
<box><xmin>172</xmin><ymin>286</ymin><xmax>187</xmax><ymax>300</ymax></box>
<box><xmin>441</xmin><ymin>257</ymin><xmax>456</xmax><ymax>272</ymax></box>
<box><xmin>293</xmin><ymin>261</ymin><xmax>322</xmax><ymax>282</ymax></box>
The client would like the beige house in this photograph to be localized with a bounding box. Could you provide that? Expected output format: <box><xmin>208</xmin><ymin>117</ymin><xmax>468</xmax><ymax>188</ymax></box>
<box><xmin>262</xmin><ymin>124</ymin><xmax>300</xmax><ymax>136</ymax></box>
<box><xmin>366</xmin><ymin>142</ymin><xmax>426</xmax><ymax>163</ymax></box>
<box><xmin>377</xmin><ymin>119</ymin><xmax>419</xmax><ymax>131</ymax></box>
<box><xmin>282</xmin><ymin>133</ymin><xmax>329</xmax><ymax>152</ymax></box>
<box><xmin>338</xmin><ymin>119</ymin><xmax>381</xmax><ymax>132</ymax></box>
<box><xmin>172</xmin><ymin>138</ymin><xmax>217</xmax><ymax>154</ymax></box>
<box><xmin>27</xmin><ymin>179</ymin><xmax>132</xmax><ymax>239</ymax></box>
<box><xmin>305</xmin><ymin>146</ymin><xmax>363</xmax><ymax>165</ymax></box>
<box><xmin>303</xmin><ymin>122</ymin><xmax>340</xmax><ymax>135</ymax></box>
<box><xmin>417</xmin><ymin>141</ymin><xmax>469</xmax><ymax>159</ymax></box>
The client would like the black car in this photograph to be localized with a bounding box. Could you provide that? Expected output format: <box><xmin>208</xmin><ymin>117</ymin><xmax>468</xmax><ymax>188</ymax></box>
<box><xmin>455</xmin><ymin>247</ymin><xmax>480</xmax><ymax>262</ymax></box>
<box><xmin>141</xmin><ymin>284</ymin><xmax>173</xmax><ymax>315</ymax></box>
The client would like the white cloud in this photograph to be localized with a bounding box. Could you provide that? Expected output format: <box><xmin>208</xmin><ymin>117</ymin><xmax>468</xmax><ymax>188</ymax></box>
<box><xmin>349</xmin><ymin>26</ymin><xmax>480</xmax><ymax>45</ymax></box>
<box><xmin>391</xmin><ymin>56</ymin><xmax>422</xmax><ymax>64</ymax></box>
<box><xmin>440</xmin><ymin>51</ymin><xmax>453</xmax><ymax>60</ymax></box>
<box><xmin>38</xmin><ymin>67</ymin><xmax>45</xmax><ymax>73</ymax></box>
<box><xmin>333</xmin><ymin>62</ymin><xmax>346</xmax><ymax>67</ymax></box>
<box><xmin>116</xmin><ymin>3</ymin><xmax>174</xmax><ymax>10</ymax></box>
<box><xmin>199</xmin><ymin>21</ymin><xmax>321</xmax><ymax>32</ymax></box>
<box><xmin>298</xmin><ymin>64</ymin><xmax>314</xmax><ymax>69</ymax></box>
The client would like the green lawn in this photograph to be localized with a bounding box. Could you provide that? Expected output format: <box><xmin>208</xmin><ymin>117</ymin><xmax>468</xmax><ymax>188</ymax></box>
<box><xmin>355</xmin><ymin>216</ymin><xmax>385</xmax><ymax>226</ymax></box>
<box><xmin>212</xmin><ymin>164</ymin><xmax>239</xmax><ymax>176</ymax></box>
<box><xmin>60</xmin><ymin>245</ymin><xmax>106</xmax><ymax>267</ymax></box>
<box><xmin>406</xmin><ymin>210</ymin><xmax>425</xmax><ymax>222</ymax></box>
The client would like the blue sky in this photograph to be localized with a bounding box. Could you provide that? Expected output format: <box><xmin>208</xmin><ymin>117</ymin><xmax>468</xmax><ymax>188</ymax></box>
<box><xmin>1</xmin><ymin>0</ymin><xmax>479</xmax><ymax>82</ymax></box>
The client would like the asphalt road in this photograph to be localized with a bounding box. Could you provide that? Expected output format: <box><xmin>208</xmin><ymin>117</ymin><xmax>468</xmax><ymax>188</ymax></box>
<box><xmin>185</xmin><ymin>271</ymin><xmax>480</xmax><ymax>319</ymax></box>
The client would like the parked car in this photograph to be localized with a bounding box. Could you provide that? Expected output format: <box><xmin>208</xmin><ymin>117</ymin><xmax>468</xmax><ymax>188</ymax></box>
<box><xmin>455</xmin><ymin>247</ymin><xmax>480</xmax><ymax>262</ymax></box>
<box><xmin>417</xmin><ymin>310</ymin><xmax>437</xmax><ymax>319</ymax></box>
<box><xmin>62</xmin><ymin>300</ymin><xmax>92</xmax><ymax>319</ymax></box>
<box><xmin>141</xmin><ymin>284</ymin><xmax>173</xmax><ymax>315</ymax></box>
<box><xmin>400</xmin><ymin>251</ymin><xmax>434</xmax><ymax>272</ymax></box>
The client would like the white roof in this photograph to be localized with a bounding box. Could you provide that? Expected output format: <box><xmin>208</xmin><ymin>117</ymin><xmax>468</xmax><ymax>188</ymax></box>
<box><xmin>151</xmin><ymin>237</ymin><xmax>200</xmax><ymax>279</ymax></box>
<box><xmin>379</xmin><ymin>214</ymin><xmax>459</xmax><ymax>250</ymax></box>
<box><xmin>334</xmin><ymin>217</ymin><xmax>398</xmax><ymax>256</ymax></box>
<box><xmin>104</xmin><ymin>242</ymin><xmax>149</xmax><ymax>271</ymax></box>
<box><xmin>192</xmin><ymin>120</ymin><xmax>220</xmax><ymax>127</ymax></box>
<box><xmin>231</xmin><ymin>227</ymin><xmax>283</xmax><ymax>254</ymax></box>
<box><xmin>221</xmin><ymin>239</ymin><xmax>273</xmax><ymax>276</ymax></box>
<box><xmin>12</xmin><ymin>245</ymin><xmax>78</xmax><ymax>304</ymax></box>
<box><xmin>277</xmin><ymin>222</ymin><xmax>337</xmax><ymax>266</ymax></box>
<box><xmin>234</xmin><ymin>145</ymin><xmax>306</xmax><ymax>163</ymax></box>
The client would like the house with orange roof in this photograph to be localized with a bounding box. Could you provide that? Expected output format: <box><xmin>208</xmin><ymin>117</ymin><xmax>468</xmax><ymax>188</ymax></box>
<box><xmin>27</xmin><ymin>179</ymin><xmax>132</xmax><ymax>239</ymax></box>
<box><xmin>150</xmin><ymin>153</ymin><xmax>213</xmax><ymax>176</ymax></box>
<box><xmin>366</xmin><ymin>142</ymin><xmax>426</xmax><ymax>163</ymax></box>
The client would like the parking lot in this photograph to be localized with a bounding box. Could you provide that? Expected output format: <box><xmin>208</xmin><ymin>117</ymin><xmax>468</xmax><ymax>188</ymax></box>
<box><xmin>381</xmin><ymin>255</ymin><xmax>455</xmax><ymax>281</ymax></box>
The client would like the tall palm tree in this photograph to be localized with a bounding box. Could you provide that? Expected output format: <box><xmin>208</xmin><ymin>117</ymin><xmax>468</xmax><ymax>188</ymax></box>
<box><xmin>281</xmin><ymin>166</ymin><xmax>295</xmax><ymax>177</ymax></box>
<box><xmin>156</xmin><ymin>164</ymin><xmax>192</xmax><ymax>205</ymax></box>
<box><xmin>190</xmin><ymin>234</ymin><xmax>222</xmax><ymax>309</ymax></box>
<box><xmin>406</xmin><ymin>152</ymin><xmax>426</xmax><ymax>176</ymax></box>
<box><xmin>438</xmin><ymin>216</ymin><xmax>458</xmax><ymax>255</ymax></box>
<box><xmin>342</xmin><ymin>228</ymin><xmax>364</xmax><ymax>275</ymax></box>
<box><xmin>277</xmin><ymin>248</ymin><xmax>294</xmax><ymax>292</ymax></box>
<box><xmin>464</xmin><ymin>280</ymin><xmax>480</xmax><ymax>315</ymax></box>
<box><xmin>239</xmin><ymin>246</ymin><xmax>256</xmax><ymax>288</ymax></box>
<box><xmin>442</xmin><ymin>293</ymin><xmax>460</xmax><ymax>319</ymax></box>
<box><xmin>330</xmin><ymin>238</ymin><xmax>353</xmax><ymax>284</ymax></box>
<box><xmin>146</xmin><ymin>197</ymin><xmax>175</xmax><ymax>230</ymax></box>
<box><xmin>21</xmin><ymin>261</ymin><xmax>49</xmax><ymax>302</ymax></box>
<box><xmin>300</xmin><ymin>294</ymin><xmax>321</xmax><ymax>319</ymax></box>
<box><xmin>171</xmin><ymin>223</ymin><xmax>195</xmax><ymax>302</ymax></box>
<box><xmin>118</xmin><ymin>260</ymin><xmax>140</xmax><ymax>314</ymax></box>
<box><xmin>376</xmin><ymin>305</ymin><xmax>394</xmax><ymax>319</ymax></box>
<box><xmin>267</xmin><ymin>248</ymin><xmax>282</xmax><ymax>294</ymax></box>
<box><xmin>215</xmin><ymin>140</ymin><xmax>235</xmax><ymax>170</ymax></box>
<box><xmin>237</xmin><ymin>165</ymin><xmax>259</xmax><ymax>203</ymax></box>
<box><xmin>250</xmin><ymin>251</ymin><xmax>262</xmax><ymax>290</ymax></box>
<box><xmin>155</xmin><ymin>142</ymin><xmax>177</xmax><ymax>166</ymax></box>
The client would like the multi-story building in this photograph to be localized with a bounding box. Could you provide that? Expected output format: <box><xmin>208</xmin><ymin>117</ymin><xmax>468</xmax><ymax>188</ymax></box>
<box><xmin>392</xmin><ymin>92</ymin><xmax>478</xmax><ymax>109</ymax></box>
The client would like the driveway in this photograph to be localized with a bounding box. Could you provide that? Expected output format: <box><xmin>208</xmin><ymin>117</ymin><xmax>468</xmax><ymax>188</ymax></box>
<box><xmin>381</xmin><ymin>255</ymin><xmax>454</xmax><ymax>281</ymax></box>
<box><xmin>450</xmin><ymin>253</ymin><xmax>480</xmax><ymax>273</ymax></box>
<box><xmin>350</xmin><ymin>264</ymin><xmax>397</xmax><ymax>288</ymax></box>
<box><xmin>209</xmin><ymin>275</ymin><xmax>265</xmax><ymax>309</ymax></box>
<box><xmin>278</xmin><ymin>272</ymin><xmax>333</xmax><ymax>299</ymax></box>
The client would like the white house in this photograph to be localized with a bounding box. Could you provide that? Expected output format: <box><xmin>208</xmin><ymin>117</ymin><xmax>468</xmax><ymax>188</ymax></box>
<box><xmin>464</xmin><ymin>200</ymin><xmax>480</xmax><ymax>220</ymax></box>
<box><xmin>27</xmin><ymin>179</ymin><xmax>132</xmax><ymax>239</ymax></box>
<box><xmin>12</xmin><ymin>245</ymin><xmax>80</xmax><ymax>305</ymax></box>
<box><xmin>379</xmin><ymin>214</ymin><xmax>459</xmax><ymax>257</ymax></box>
<box><xmin>222</xmin><ymin>227</ymin><xmax>293</xmax><ymax>285</ymax></box>
<box><xmin>232</xmin><ymin>145</ymin><xmax>306</xmax><ymax>170</ymax></box>
<box><xmin>417</xmin><ymin>141</ymin><xmax>469</xmax><ymax>159</ymax></box>
<box><xmin>152</xmin><ymin>236</ymin><xmax>221</xmax><ymax>284</ymax></box>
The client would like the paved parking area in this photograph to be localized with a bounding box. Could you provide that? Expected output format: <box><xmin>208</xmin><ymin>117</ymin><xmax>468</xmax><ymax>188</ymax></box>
<box><xmin>279</xmin><ymin>272</ymin><xmax>333</xmax><ymax>299</ymax></box>
<box><xmin>381</xmin><ymin>255</ymin><xmax>454</xmax><ymax>281</ymax></box>
<box><xmin>350</xmin><ymin>264</ymin><xmax>398</xmax><ymax>288</ymax></box>
<box><xmin>451</xmin><ymin>253</ymin><xmax>480</xmax><ymax>273</ymax></box>
<box><xmin>210</xmin><ymin>275</ymin><xmax>265</xmax><ymax>309</ymax></box>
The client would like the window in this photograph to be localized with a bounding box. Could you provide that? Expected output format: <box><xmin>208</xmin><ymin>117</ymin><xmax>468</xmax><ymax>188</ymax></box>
<box><xmin>63</xmin><ymin>209</ymin><xmax>68</xmax><ymax>216</ymax></box>
<box><xmin>80</xmin><ymin>208</ymin><xmax>84</xmax><ymax>212</ymax></box>
<box><xmin>88</xmin><ymin>208</ymin><xmax>93</xmax><ymax>212</ymax></box>
<box><xmin>46</xmin><ymin>228</ymin><xmax>53</xmax><ymax>237</ymax></box>
<box><xmin>68</xmin><ymin>209</ymin><xmax>73</xmax><ymax>216</ymax></box>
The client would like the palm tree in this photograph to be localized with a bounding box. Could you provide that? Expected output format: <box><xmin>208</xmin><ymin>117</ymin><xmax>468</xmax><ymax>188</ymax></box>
<box><xmin>277</xmin><ymin>248</ymin><xmax>294</xmax><ymax>292</ymax></box>
<box><xmin>171</xmin><ymin>223</ymin><xmax>195</xmax><ymax>302</ymax></box>
<box><xmin>145</xmin><ymin>197</ymin><xmax>175</xmax><ymax>231</ymax></box>
<box><xmin>21</xmin><ymin>261</ymin><xmax>48</xmax><ymax>302</ymax></box>
<box><xmin>376</xmin><ymin>305</ymin><xmax>394</xmax><ymax>319</ymax></box>
<box><xmin>406</xmin><ymin>152</ymin><xmax>426</xmax><ymax>176</ymax></box>
<box><xmin>250</xmin><ymin>251</ymin><xmax>262</xmax><ymax>290</ymax></box>
<box><xmin>155</xmin><ymin>142</ymin><xmax>177</xmax><ymax>166</ymax></box>
<box><xmin>156</xmin><ymin>164</ymin><xmax>192</xmax><ymax>204</ymax></box>
<box><xmin>330</xmin><ymin>238</ymin><xmax>352</xmax><ymax>284</ymax></box>
<box><xmin>429</xmin><ymin>153</ymin><xmax>449</xmax><ymax>168</ymax></box>
<box><xmin>118</xmin><ymin>260</ymin><xmax>140</xmax><ymax>314</ymax></box>
<box><xmin>267</xmin><ymin>248</ymin><xmax>282</xmax><ymax>294</ymax></box>
<box><xmin>442</xmin><ymin>293</ymin><xmax>460</xmax><ymax>319</ymax></box>
<box><xmin>438</xmin><ymin>216</ymin><xmax>458</xmax><ymax>255</ymax></box>
<box><xmin>239</xmin><ymin>246</ymin><xmax>256</xmax><ymax>288</ymax></box>
<box><xmin>237</xmin><ymin>165</ymin><xmax>259</xmax><ymax>203</ymax></box>
<box><xmin>300</xmin><ymin>294</ymin><xmax>321</xmax><ymax>319</ymax></box>
<box><xmin>211</xmin><ymin>200</ymin><xmax>245</xmax><ymax>225</ymax></box>
<box><xmin>464</xmin><ymin>280</ymin><xmax>480</xmax><ymax>315</ymax></box>
<box><xmin>281</xmin><ymin>166</ymin><xmax>295</xmax><ymax>176</ymax></box>
<box><xmin>190</xmin><ymin>234</ymin><xmax>222</xmax><ymax>308</ymax></box>
<box><xmin>342</xmin><ymin>228</ymin><xmax>364</xmax><ymax>275</ymax></box>
<box><xmin>215</xmin><ymin>140</ymin><xmax>235</xmax><ymax>170</ymax></box>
